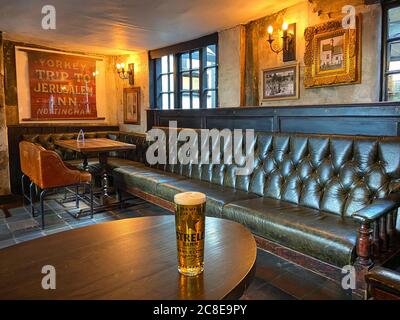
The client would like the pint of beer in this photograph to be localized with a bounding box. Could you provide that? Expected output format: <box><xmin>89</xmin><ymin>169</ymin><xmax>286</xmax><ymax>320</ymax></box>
<box><xmin>174</xmin><ymin>192</ymin><xmax>206</xmax><ymax>276</ymax></box>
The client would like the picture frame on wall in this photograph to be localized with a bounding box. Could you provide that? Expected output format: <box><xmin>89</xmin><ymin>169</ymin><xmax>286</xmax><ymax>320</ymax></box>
<box><xmin>123</xmin><ymin>87</ymin><xmax>141</xmax><ymax>125</ymax></box>
<box><xmin>262</xmin><ymin>64</ymin><xmax>299</xmax><ymax>101</ymax></box>
<box><xmin>303</xmin><ymin>15</ymin><xmax>362</xmax><ymax>88</ymax></box>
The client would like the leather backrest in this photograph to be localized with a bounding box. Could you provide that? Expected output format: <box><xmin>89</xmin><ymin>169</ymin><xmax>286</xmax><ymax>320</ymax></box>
<box><xmin>19</xmin><ymin>141</ymin><xmax>87</xmax><ymax>189</ymax></box>
<box><xmin>150</xmin><ymin>128</ymin><xmax>400</xmax><ymax>217</ymax></box>
<box><xmin>248</xmin><ymin>133</ymin><xmax>400</xmax><ymax>217</ymax></box>
<box><xmin>18</xmin><ymin>141</ymin><xmax>45</xmax><ymax>187</ymax></box>
<box><xmin>22</xmin><ymin>131</ymin><xmax>148</xmax><ymax>163</ymax></box>
<box><xmin>19</xmin><ymin>141</ymin><xmax>45</xmax><ymax>180</ymax></box>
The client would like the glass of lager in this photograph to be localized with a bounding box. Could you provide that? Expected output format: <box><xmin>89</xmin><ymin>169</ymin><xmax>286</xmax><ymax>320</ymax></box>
<box><xmin>174</xmin><ymin>192</ymin><xmax>206</xmax><ymax>276</ymax></box>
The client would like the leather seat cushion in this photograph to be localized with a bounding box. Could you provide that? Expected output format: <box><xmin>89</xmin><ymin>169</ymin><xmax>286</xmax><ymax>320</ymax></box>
<box><xmin>222</xmin><ymin>197</ymin><xmax>358</xmax><ymax>267</ymax></box>
<box><xmin>113</xmin><ymin>166</ymin><xmax>185</xmax><ymax>194</ymax></box>
<box><xmin>366</xmin><ymin>267</ymin><xmax>400</xmax><ymax>296</ymax></box>
<box><xmin>156</xmin><ymin>180</ymin><xmax>260</xmax><ymax>217</ymax></box>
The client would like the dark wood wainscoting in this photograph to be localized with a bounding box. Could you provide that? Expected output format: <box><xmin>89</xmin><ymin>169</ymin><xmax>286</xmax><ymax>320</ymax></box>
<box><xmin>147</xmin><ymin>102</ymin><xmax>400</xmax><ymax>136</ymax></box>
<box><xmin>7</xmin><ymin>124</ymin><xmax>119</xmax><ymax>195</ymax></box>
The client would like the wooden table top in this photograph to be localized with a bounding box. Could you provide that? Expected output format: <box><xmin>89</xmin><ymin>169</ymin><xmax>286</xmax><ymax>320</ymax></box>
<box><xmin>0</xmin><ymin>216</ymin><xmax>256</xmax><ymax>300</ymax></box>
<box><xmin>54</xmin><ymin>138</ymin><xmax>136</xmax><ymax>153</ymax></box>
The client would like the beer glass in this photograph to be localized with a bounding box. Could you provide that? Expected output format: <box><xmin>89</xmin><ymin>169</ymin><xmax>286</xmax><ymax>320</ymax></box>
<box><xmin>174</xmin><ymin>192</ymin><xmax>206</xmax><ymax>276</ymax></box>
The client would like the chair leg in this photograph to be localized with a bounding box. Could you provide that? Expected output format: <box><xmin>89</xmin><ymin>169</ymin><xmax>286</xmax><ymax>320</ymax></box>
<box><xmin>89</xmin><ymin>183</ymin><xmax>94</xmax><ymax>219</ymax></box>
<box><xmin>40</xmin><ymin>190</ymin><xmax>47</xmax><ymax>229</ymax></box>
<box><xmin>21</xmin><ymin>174</ymin><xmax>26</xmax><ymax>205</ymax></box>
<box><xmin>29</xmin><ymin>182</ymin><xmax>36</xmax><ymax>217</ymax></box>
<box><xmin>75</xmin><ymin>185</ymin><xmax>79</xmax><ymax>208</ymax></box>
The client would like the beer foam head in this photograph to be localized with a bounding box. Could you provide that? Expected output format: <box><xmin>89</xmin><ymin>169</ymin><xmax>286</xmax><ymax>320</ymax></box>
<box><xmin>174</xmin><ymin>192</ymin><xmax>206</xmax><ymax>206</ymax></box>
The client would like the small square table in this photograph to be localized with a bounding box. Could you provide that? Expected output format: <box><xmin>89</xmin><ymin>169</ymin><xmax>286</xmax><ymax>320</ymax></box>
<box><xmin>55</xmin><ymin>138</ymin><xmax>136</xmax><ymax>204</ymax></box>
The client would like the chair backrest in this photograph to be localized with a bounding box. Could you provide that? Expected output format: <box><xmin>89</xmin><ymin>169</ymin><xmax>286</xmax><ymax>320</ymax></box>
<box><xmin>19</xmin><ymin>141</ymin><xmax>84</xmax><ymax>189</ymax></box>
<box><xmin>37</xmin><ymin>148</ymin><xmax>79</xmax><ymax>189</ymax></box>
<box><xmin>19</xmin><ymin>141</ymin><xmax>45</xmax><ymax>185</ymax></box>
<box><xmin>22</xmin><ymin>131</ymin><xmax>148</xmax><ymax>162</ymax></box>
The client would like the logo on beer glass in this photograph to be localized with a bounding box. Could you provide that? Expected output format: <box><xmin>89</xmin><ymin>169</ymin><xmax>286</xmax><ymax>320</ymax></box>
<box><xmin>174</xmin><ymin>192</ymin><xmax>206</xmax><ymax>276</ymax></box>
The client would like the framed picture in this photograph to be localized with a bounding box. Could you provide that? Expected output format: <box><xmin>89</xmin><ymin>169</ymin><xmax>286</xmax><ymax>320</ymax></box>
<box><xmin>123</xmin><ymin>87</ymin><xmax>141</xmax><ymax>125</ymax></box>
<box><xmin>262</xmin><ymin>64</ymin><xmax>299</xmax><ymax>101</ymax></box>
<box><xmin>304</xmin><ymin>15</ymin><xmax>361</xmax><ymax>88</ymax></box>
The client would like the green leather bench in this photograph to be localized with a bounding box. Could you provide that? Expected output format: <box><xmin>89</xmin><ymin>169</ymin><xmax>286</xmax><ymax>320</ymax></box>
<box><xmin>24</xmin><ymin>129</ymin><xmax>400</xmax><ymax>297</ymax></box>
<box><xmin>112</xmin><ymin>129</ymin><xmax>400</xmax><ymax>297</ymax></box>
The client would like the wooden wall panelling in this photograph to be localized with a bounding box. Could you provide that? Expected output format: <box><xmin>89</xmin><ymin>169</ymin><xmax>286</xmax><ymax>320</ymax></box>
<box><xmin>147</xmin><ymin>103</ymin><xmax>400</xmax><ymax>136</ymax></box>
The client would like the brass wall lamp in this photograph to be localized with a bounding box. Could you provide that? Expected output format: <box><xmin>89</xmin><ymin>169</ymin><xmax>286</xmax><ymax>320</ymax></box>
<box><xmin>267</xmin><ymin>22</ymin><xmax>296</xmax><ymax>62</ymax></box>
<box><xmin>116</xmin><ymin>62</ymin><xmax>135</xmax><ymax>85</ymax></box>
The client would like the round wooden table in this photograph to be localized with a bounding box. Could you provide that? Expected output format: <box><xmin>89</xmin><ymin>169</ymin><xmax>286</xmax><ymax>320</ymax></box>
<box><xmin>0</xmin><ymin>216</ymin><xmax>257</xmax><ymax>300</ymax></box>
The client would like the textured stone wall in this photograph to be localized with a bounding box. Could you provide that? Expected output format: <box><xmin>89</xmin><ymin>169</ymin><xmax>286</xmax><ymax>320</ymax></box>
<box><xmin>3</xmin><ymin>40</ymin><xmax>19</xmax><ymax>125</ymax></box>
<box><xmin>217</xmin><ymin>0</ymin><xmax>382</xmax><ymax>106</ymax></box>
<box><xmin>117</xmin><ymin>51</ymin><xmax>149</xmax><ymax>133</ymax></box>
<box><xmin>0</xmin><ymin>32</ymin><xmax>10</xmax><ymax>195</ymax></box>
<box><xmin>218</xmin><ymin>25</ymin><xmax>245</xmax><ymax>107</ymax></box>
<box><xmin>257</xmin><ymin>2</ymin><xmax>381</xmax><ymax>106</ymax></box>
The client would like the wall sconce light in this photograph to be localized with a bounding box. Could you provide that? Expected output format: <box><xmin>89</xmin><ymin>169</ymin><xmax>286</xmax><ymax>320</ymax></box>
<box><xmin>116</xmin><ymin>63</ymin><xmax>134</xmax><ymax>85</ymax></box>
<box><xmin>267</xmin><ymin>22</ymin><xmax>296</xmax><ymax>62</ymax></box>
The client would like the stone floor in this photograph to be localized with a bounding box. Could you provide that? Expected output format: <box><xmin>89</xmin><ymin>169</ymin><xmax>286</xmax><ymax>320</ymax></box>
<box><xmin>0</xmin><ymin>193</ymin><xmax>354</xmax><ymax>300</ymax></box>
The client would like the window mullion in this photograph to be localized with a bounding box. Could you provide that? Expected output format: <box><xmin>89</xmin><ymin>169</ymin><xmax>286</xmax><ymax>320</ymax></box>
<box><xmin>189</xmin><ymin>51</ymin><xmax>193</xmax><ymax>109</ymax></box>
<box><xmin>199</xmin><ymin>47</ymin><xmax>205</xmax><ymax>109</ymax></box>
<box><xmin>175</xmin><ymin>53</ymin><xmax>181</xmax><ymax>109</ymax></box>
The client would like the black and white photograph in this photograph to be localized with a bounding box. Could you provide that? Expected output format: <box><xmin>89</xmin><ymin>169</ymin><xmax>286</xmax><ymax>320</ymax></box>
<box><xmin>262</xmin><ymin>64</ymin><xmax>299</xmax><ymax>100</ymax></box>
<box><xmin>319</xmin><ymin>35</ymin><xmax>344</xmax><ymax>71</ymax></box>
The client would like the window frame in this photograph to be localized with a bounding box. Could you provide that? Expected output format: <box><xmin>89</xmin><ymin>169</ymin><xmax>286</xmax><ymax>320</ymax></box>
<box><xmin>156</xmin><ymin>55</ymin><xmax>175</xmax><ymax>110</ymax></box>
<box><xmin>178</xmin><ymin>49</ymin><xmax>201</xmax><ymax>109</ymax></box>
<box><xmin>149</xmin><ymin>33</ymin><xmax>218</xmax><ymax>110</ymax></box>
<box><xmin>381</xmin><ymin>1</ymin><xmax>400</xmax><ymax>101</ymax></box>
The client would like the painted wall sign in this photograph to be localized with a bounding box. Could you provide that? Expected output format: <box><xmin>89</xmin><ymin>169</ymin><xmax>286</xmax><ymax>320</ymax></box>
<box><xmin>27</xmin><ymin>50</ymin><xmax>98</xmax><ymax>119</ymax></box>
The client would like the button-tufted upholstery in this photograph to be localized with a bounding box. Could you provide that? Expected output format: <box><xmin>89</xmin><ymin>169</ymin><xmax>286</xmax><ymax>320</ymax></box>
<box><xmin>22</xmin><ymin>131</ymin><xmax>148</xmax><ymax>164</ymax></box>
<box><xmin>245</xmin><ymin>133</ymin><xmax>400</xmax><ymax>217</ymax></box>
<box><xmin>113</xmin><ymin>128</ymin><xmax>400</xmax><ymax>268</ymax></box>
<box><xmin>26</xmin><ymin>128</ymin><xmax>400</xmax><ymax>268</ymax></box>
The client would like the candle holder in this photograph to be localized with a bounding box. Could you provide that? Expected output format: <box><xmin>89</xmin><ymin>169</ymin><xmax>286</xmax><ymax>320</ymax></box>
<box><xmin>267</xmin><ymin>23</ymin><xmax>296</xmax><ymax>62</ymax></box>
<box><xmin>116</xmin><ymin>63</ymin><xmax>135</xmax><ymax>85</ymax></box>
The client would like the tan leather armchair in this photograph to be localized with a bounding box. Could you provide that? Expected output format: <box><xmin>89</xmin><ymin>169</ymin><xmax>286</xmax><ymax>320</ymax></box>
<box><xmin>19</xmin><ymin>141</ymin><xmax>93</xmax><ymax>229</ymax></box>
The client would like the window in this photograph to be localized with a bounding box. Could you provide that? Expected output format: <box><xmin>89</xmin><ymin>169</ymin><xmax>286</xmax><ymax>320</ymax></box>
<box><xmin>383</xmin><ymin>3</ymin><xmax>400</xmax><ymax>101</ymax></box>
<box><xmin>179</xmin><ymin>50</ymin><xmax>200</xmax><ymax>109</ymax></box>
<box><xmin>203</xmin><ymin>44</ymin><xmax>218</xmax><ymax>109</ymax></box>
<box><xmin>150</xmin><ymin>34</ymin><xmax>218</xmax><ymax>109</ymax></box>
<box><xmin>156</xmin><ymin>55</ymin><xmax>174</xmax><ymax>110</ymax></box>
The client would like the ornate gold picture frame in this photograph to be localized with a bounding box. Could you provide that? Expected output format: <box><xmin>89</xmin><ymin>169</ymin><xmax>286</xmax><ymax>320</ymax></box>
<box><xmin>304</xmin><ymin>15</ymin><xmax>361</xmax><ymax>88</ymax></box>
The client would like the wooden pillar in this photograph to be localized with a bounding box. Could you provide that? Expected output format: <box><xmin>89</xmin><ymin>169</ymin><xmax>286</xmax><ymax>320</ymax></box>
<box><xmin>355</xmin><ymin>221</ymin><xmax>373</xmax><ymax>295</ymax></box>
<box><xmin>0</xmin><ymin>31</ymin><xmax>11</xmax><ymax>195</ymax></box>
<box><xmin>379</xmin><ymin>215</ymin><xmax>388</xmax><ymax>252</ymax></box>
<box><xmin>356</xmin><ymin>222</ymin><xmax>373</xmax><ymax>267</ymax></box>
<box><xmin>372</xmin><ymin>221</ymin><xmax>380</xmax><ymax>257</ymax></box>
<box><xmin>244</xmin><ymin>22</ymin><xmax>259</xmax><ymax>106</ymax></box>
